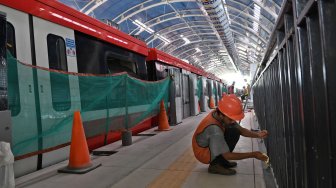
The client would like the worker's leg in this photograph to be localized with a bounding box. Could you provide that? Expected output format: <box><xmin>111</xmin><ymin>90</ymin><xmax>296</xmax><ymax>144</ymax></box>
<box><xmin>224</xmin><ymin>126</ymin><xmax>241</xmax><ymax>152</ymax></box>
<box><xmin>209</xmin><ymin>126</ymin><xmax>240</xmax><ymax>168</ymax></box>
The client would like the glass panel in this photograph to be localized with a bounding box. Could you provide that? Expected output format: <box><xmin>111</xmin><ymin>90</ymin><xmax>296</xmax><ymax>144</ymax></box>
<box><xmin>6</xmin><ymin>22</ymin><xmax>16</xmax><ymax>58</ymax></box>
<box><xmin>0</xmin><ymin>16</ymin><xmax>7</xmax><ymax>111</ymax></box>
<box><xmin>5</xmin><ymin>21</ymin><xmax>21</xmax><ymax>115</ymax></box>
<box><xmin>47</xmin><ymin>34</ymin><xmax>71</xmax><ymax>111</ymax></box>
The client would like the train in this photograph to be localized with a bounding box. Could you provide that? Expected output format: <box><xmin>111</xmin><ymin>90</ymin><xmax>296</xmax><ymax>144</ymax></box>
<box><xmin>0</xmin><ymin>0</ymin><xmax>226</xmax><ymax>177</ymax></box>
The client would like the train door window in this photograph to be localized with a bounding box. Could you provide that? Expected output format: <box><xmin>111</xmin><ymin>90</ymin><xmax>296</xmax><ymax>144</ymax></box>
<box><xmin>47</xmin><ymin>34</ymin><xmax>71</xmax><ymax>111</ymax></box>
<box><xmin>2</xmin><ymin>21</ymin><xmax>20</xmax><ymax>115</ymax></box>
<box><xmin>203</xmin><ymin>82</ymin><xmax>208</xmax><ymax>96</ymax></box>
<box><xmin>47</xmin><ymin>34</ymin><xmax>68</xmax><ymax>71</ymax></box>
<box><xmin>6</xmin><ymin>22</ymin><xmax>16</xmax><ymax>58</ymax></box>
<box><xmin>0</xmin><ymin>16</ymin><xmax>5</xmax><ymax>111</ymax></box>
<box><xmin>106</xmin><ymin>54</ymin><xmax>137</xmax><ymax>78</ymax></box>
<box><xmin>175</xmin><ymin>70</ymin><xmax>181</xmax><ymax>97</ymax></box>
<box><xmin>183</xmin><ymin>74</ymin><xmax>190</xmax><ymax>103</ymax></box>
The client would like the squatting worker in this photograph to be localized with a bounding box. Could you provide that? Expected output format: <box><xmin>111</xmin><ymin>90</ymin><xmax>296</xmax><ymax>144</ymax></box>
<box><xmin>192</xmin><ymin>94</ymin><xmax>269</xmax><ymax>175</ymax></box>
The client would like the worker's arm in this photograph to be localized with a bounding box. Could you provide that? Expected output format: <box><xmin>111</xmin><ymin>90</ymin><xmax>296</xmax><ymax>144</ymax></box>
<box><xmin>238</xmin><ymin>126</ymin><xmax>268</xmax><ymax>138</ymax></box>
<box><xmin>223</xmin><ymin>151</ymin><xmax>268</xmax><ymax>161</ymax></box>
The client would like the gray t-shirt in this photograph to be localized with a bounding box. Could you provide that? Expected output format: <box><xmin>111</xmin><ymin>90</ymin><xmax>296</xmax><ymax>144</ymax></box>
<box><xmin>196</xmin><ymin>121</ymin><xmax>241</xmax><ymax>161</ymax></box>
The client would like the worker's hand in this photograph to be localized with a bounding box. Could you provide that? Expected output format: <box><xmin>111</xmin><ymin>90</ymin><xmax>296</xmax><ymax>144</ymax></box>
<box><xmin>257</xmin><ymin>130</ymin><xmax>268</xmax><ymax>139</ymax></box>
<box><xmin>253</xmin><ymin>151</ymin><xmax>269</xmax><ymax>161</ymax></box>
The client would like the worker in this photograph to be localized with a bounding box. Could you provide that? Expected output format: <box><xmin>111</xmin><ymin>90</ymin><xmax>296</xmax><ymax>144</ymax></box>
<box><xmin>192</xmin><ymin>94</ymin><xmax>268</xmax><ymax>175</ymax></box>
<box><xmin>228</xmin><ymin>81</ymin><xmax>235</xmax><ymax>94</ymax></box>
<box><xmin>241</xmin><ymin>86</ymin><xmax>249</xmax><ymax>101</ymax></box>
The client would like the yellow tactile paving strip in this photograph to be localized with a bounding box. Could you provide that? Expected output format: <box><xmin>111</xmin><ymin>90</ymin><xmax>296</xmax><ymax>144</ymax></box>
<box><xmin>147</xmin><ymin>148</ymin><xmax>198</xmax><ymax>188</ymax></box>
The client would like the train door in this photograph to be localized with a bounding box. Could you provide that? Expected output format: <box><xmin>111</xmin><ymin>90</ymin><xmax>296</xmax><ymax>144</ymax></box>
<box><xmin>212</xmin><ymin>81</ymin><xmax>216</xmax><ymax>106</ymax></box>
<box><xmin>218</xmin><ymin>83</ymin><xmax>223</xmax><ymax>99</ymax></box>
<box><xmin>214</xmin><ymin>82</ymin><xmax>217</xmax><ymax>105</ymax></box>
<box><xmin>0</xmin><ymin>11</ymin><xmax>11</xmax><ymax>143</ymax></box>
<box><xmin>32</xmin><ymin>16</ymin><xmax>80</xmax><ymax>168</ymax></box>
<box><xmin>213</xmin><ymin>81</ymin><xmax>218</xmax><ymax>106</ymax></box>
<box><xmin>0</xmin><ymin>5</ymin><xmax>40</xmax><ymax>177</ymax></box>
<box><xmin>200</xmin><ymin>77</ymin><xmax>207</xmax><ymax>112</ymax></box>
<box><xmin>207</xmin><ymin>79</ymin><xmax>213</xmax><ymax>110</ymax></box>
<box><xmin>0</xmin><ymin>12</ymin><xmax>6</xmax><ymax>97</ymax></box>
<box><xmin>189</xmin><ymin>73</ymin><xmax>198</xmax><ymax>116</ymax></box>
<box><xmin>168</xmin><ymin>68</ymin><xmax>182</xmax><ymax>125</ymax></box>
<box><xmin>182</xmin><ymin>70</ymin><xmax>191</xmax><ymax>118</ymax></box>
<box><xmin>216</xmin><ymin>82</ymin><xmax>221</xmax><ymax>102</ymax></box>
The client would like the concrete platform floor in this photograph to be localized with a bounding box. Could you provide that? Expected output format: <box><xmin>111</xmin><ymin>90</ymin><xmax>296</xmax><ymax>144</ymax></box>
<box><xmin>16</xmin><ymin>110</ymin><xmax>267</xmax><ymax>188</ymax></box>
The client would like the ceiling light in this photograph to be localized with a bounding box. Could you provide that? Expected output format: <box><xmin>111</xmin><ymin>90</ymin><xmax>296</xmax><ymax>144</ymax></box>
<box><xmin>182</xmin><ymin>37</ymin><xmax>190</xmax><ymax>44</ymax></box>
<box><xmin>253</xmin><ymin>4</ymin><xmax>261</xmax><ymax>32</ymax></box>
<box><xmin>132</xmin><ymin>19</ymin><xmax>154</xmax><ymax>34</ymax></box>
<box><xmin>157</xmin><ymin>34</ymin><xmax>170</xmax><ymax>44</ymax></box>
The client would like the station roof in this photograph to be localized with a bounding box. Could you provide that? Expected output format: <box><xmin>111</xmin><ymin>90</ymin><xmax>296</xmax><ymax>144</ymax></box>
<box><xmin>59</xmin><ymin>0</ymin><xmax>284</xmax><ymax>78</ymax></box>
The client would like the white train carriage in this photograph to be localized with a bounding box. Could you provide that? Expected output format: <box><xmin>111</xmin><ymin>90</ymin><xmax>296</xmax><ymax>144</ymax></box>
<box><xmin>0</xmin><ymin>0</ymin><xmax>148</xmax><ymax>177</ymax></box>
<box><xmin>0</xmin><ymin>0</ymin><xmax>223</xmax><ymax>178</ymax></box>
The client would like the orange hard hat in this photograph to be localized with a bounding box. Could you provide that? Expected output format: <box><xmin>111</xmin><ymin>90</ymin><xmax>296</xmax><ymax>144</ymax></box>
<box><xmin>218</xmin><ymin>94</ymin><xmax>244</xmax><ymax>121</ymax></box>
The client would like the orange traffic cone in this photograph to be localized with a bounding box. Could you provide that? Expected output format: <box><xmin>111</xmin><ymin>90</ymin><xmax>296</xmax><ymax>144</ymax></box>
<box><xmin>156</xmin><ymin>100</ymin><xmax>171</xmax><ymax>131</ymax></box>
<box><xmin>58</xmin><ymin>111</ymin><xmax>101</xmax><ymax>174</ymax></box>
<box><xmin>209</xmin><ymin>97</ymin><xmax>216</xmax><ymax>109</ymax></box>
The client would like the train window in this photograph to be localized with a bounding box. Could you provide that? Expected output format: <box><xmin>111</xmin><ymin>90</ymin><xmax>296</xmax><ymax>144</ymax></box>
<box><xmin>47</xmin><ymin>34</ymin><xmax>68</xmax><ymax>71</ymax></box>
<box><xmin>75</xmin><ymin>31</ymin><xmax>148</xmax><ymax>80</ymax></box>
<box><xmin>106</xmin><ymin>55</ymin><xmax>138</xmax><ymax>78</ymax></box>
<box><xmin>47</xmin><ymin>34</ymin><xmax>71</xmax><ymax>111</ymax></box>
<box><xmin>0</xmin><ymin>17</ymin><xmax>5</xmax><ymax>111</ymax></box>
<box><xmin>6</xmin><ymin>22</ymin><xmax>16</xmax><ymax>58</ymax></box>
<box><xmin>2</xmin><ymin>21</ymin><xmax>20</xmax><ymax>115</ymax></box>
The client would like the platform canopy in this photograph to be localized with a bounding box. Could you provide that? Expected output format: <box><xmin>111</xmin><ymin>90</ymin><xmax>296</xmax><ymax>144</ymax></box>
<box><xmin>59</xmin><ymin>0</ymin><xmax>284</xmax><ymax>78</ymax></box>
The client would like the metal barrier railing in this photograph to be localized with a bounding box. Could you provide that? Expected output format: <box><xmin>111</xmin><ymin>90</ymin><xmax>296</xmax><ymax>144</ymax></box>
<box><xmin>252</xmin><ymin>0</ymin><xmax>336</xmax><ymax>187</ymax></box>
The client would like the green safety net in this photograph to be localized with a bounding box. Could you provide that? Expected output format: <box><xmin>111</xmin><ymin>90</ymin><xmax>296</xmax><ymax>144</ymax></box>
<box><xmin>6</xmin><ymin>52</ymin><xmax>170</xmax><ymax>157</ymax></box>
